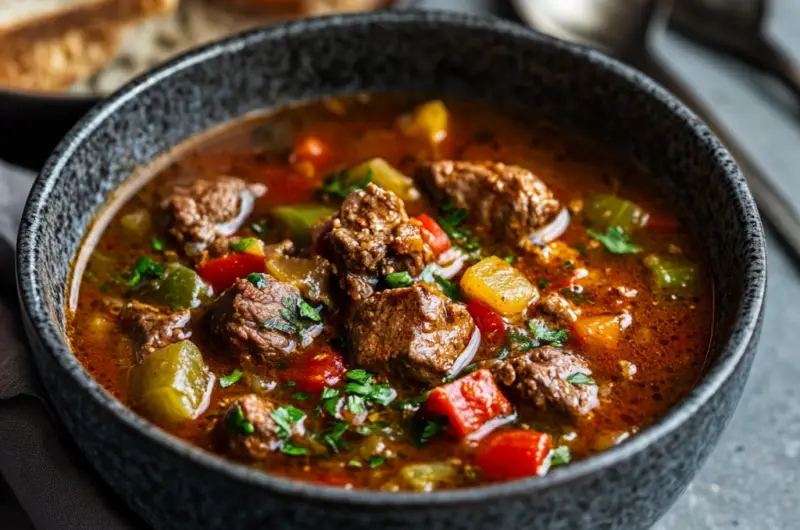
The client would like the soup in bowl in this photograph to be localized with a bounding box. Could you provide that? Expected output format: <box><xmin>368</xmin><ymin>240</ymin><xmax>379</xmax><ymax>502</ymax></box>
<box><xmin>17</xmin><ymin>11</ymin><xmax>765</xmax><ymax>530</ymax></box>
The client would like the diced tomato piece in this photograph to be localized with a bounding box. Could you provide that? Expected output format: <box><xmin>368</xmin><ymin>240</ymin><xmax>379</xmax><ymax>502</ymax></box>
<box><xmin>196</xmin><ymin>253</ymin><xmax>266</xmax><ymax>292</ymax></box>
<box><xmin>413</xmin><ymin>214</ymin><xmax>451</xmax><ymax>256</ymax></box>
<box><xmin>254</xmin><ymin>167</ymin><xmax>316</xmax><ymax>204</ymax></box>
<box><xmin>475</xmin><ymin>429</ymin><xmax>552</xmax><ymax>481</ymax></box>
<box><xmin>466</xmin><ymin>300</ymin><xmax>506</xmax><ymax>344</ymax></box>
<box><xmin>282</xmin><ymin>347</ymin><xmax>346</xmax><ymax>393</ymax></box>
<box><xmin>425</xmin><ymin>369</ymin><xmax>512</xmax><ymax>438</ymax></box>
<box><xmin>291</xmin><ymin>135</ymin><xmax>334</xmax><ymax>169</ymax></box>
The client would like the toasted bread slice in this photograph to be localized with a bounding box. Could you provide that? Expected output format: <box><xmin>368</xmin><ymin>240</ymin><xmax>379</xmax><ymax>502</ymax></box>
<box><xmin>0</xmin><ymin>0</ymin><xmax>178</xmax><ymax>92</ymax></box>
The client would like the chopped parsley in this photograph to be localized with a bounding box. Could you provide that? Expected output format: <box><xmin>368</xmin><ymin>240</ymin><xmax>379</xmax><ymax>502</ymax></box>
<box><xmin>538</xmin><ymin>279</ymin><xmax>550</xmax><ymax>289</ymax></box>
<box><xmin>384</xmin><ymin>271</ymin><xmax>414</xmax><ymax>289</ymax></box>
<box><xmin>368</xmin><ymin>455</ymin><xmax>386</xmax><ymax>469</ymax></box>
<box><xmin>343</xmin><ymin>369</ymin><xmax>397</xmax><ymax>412</ymax></box>
<box><xmin>316</xmin><ymin>387</ymin><xmax>341</xmax><ymax>417</ymax></box>
<box><xmin>281</xmin><ymin>443</ymin><xmax>309</xmax><ymax>456</ymax></box>
<box><xmin>264</xmin><ymin>295</ymin><xmax>322</xmax><ymax>339</ymax></box>
<box><xmin>230</xmin><ymin>237</ymin><xmax>258</xmax><ymax>252</ymax></box>
<box><xmin>270</xmin><ymin>405</ymin><xmax>306</xmax><ymax>438</ymax></box>
<box><xmin>509</xmin><ymin>330</ymin><xmax>538</xmax><ymax>352</ymax></box>
<box><xmin>219</xmin><ymin>369</ymin><xmax>243</xmax><ymax>388</ymax></box>
<box><xmin>319</xmin><ymin>168</ymin><xmax>372</xmax><ymax>200</ymax></box>
<box><xmin>248</xmin><ymin>273</ymin><xmax>268</xmax><ymax>288</ymax></box>
<box><xmin>392</xmin><ymin>391</ymin><xmax>429</xmax><ymax>412</ymax></box>
<box><xmin>292</xmin><ymin>392</ymin><xmax>312</xmax><ymax>401</ymax></box>
<box><xmin>528</xmin><ymin>319</ymin><xmax>569</xmax><ymax>347</ymax></box>
<box><xmin>348</xmin><ymin>460</ymin><xmax>363</xmax><ymax>468</ymax></box>
<box><xmin>496</xmin><ymin>346</ymin><xmax>510</xmax><ymax>360</ymax></box>
<box><xmin>321</xmin><ymin>387</ymin><xmax>339</xmax><ymax>399</ymax></box>
<box><xmin>416</xmin><ymin>417</ymin><xmax>447</xmax><ymax>446</ymax></box>
<box><xmin>437</xmin><ymin>200</ymin><xmax>481</xmax><ymax>257</ymax></box>
<box><xmin>503</xmin><ymin>255</ymin><xmax>517</xmax><ymax>265</ymax></box>
<box><xmin>225</xmin><ymin>405</ymin><xmax>255</xmax><ymax>436</ymax></box>
<box><xmin>587</xmin><ymin>226</ymin><xmax>642</xmax><ymax>255</ymax></box>
<box><xmin>123</xmin><ymin>256</ymin><xmax>163</xmax><ymax>288</ymax></box>
<box><xmin>151</xmin><ymin>237</ymin><xmax>165</xmax><ymax>252</ymax></box>
<box><xmin>355</xmin><ymin>422</ymin><xmax>390</xmax><ymax>436</ymax></box>
<box><xmin>284</xmin><ymin>380</ymin><xmax>297</xmax><ymax>388</ymax></box>
<box><xmin>433</xmin><ymin>273</ymin><xmax>462</xmax><ymax>301</ymax></box>
<box><xmin>573</xmin><ymin>244</ymin><xmax>587</xmax><ymax>255</ymax></box>
<box><xmin>550</xmin><ymin>445</ymin><xmax>572</xmax><ymax>467</ymax></box>
<box><xmin>565</xmin><ymin>373</ymin><xmax>597</xmax><ymax>386</ymax></box>
<box><xmin>321</xmin><ymin>422</ymin><xmax>350</xmax><ymax>452</ymax></box>
<box><xmin>563</xmin><ymin>261</ymin><xmax>574</xmax><ymax>270</ymax></box>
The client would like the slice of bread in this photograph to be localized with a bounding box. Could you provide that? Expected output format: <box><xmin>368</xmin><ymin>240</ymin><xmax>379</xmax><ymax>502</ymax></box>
<box><xmin>0</xmin><ymin>0</ymin><xmax>178</xmax><ymax>92</ymax></box>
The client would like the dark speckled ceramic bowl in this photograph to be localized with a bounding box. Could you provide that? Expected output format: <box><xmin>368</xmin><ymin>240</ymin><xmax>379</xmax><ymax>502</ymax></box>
<box><xmin>16</xmin><ymin>10</ymin><xmax>766</xmax><ymax>530</ymax></box>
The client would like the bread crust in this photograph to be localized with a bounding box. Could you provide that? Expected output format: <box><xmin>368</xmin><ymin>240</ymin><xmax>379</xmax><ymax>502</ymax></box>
<box><xmin>0</xmin><ymin>0</ymin><xmax>177</xmax><ymax>92</ymax></box>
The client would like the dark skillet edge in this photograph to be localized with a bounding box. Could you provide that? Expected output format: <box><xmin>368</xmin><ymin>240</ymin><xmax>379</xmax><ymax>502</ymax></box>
<box><xmin>15</xmin><ymin>7</ymin><xmax>767</xmax><ymax>521</ymax></box>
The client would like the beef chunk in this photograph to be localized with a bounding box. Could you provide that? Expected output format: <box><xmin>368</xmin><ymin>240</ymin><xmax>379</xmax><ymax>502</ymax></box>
<box><xmin>491</xmin><ymin>346</ymin><xmax>599</xmax><ymax>417</ymax></box>
<box><xmin>317</xmin><ymin>183</ymin><xmax>435</xmax><ymax>301</ymax></box>
<box><xmin>213</xmin><ymin>394</ymin><xmax>283</xmax><ymax>460</ymax></box>
<box><xmin>206</xmin><ymin>276</ymin><xmax>321</xmax><ymax>363</ymax></box>
<box><xmin>415</xmin><ymin>161</ymin><xmax>561</xmax><ymax>248</ymax></box>
<box><xmin>160</xmin><ymin>176</ymin><xmax>266</xmax><ymax>251</ymax></box>
<box><xmin>120</xmin><ymin>301</ymin><xmax>190</xmax><ymax>360</ymax></box>
<box><xmin>539</xmin><ymin>292</ymin><xmax>580</xmax><ymax>323</ymax></box>
<box><xmin>349</xmin><ymin>283</ymin><xmax>475</xmax><ymax>384</ymax></box>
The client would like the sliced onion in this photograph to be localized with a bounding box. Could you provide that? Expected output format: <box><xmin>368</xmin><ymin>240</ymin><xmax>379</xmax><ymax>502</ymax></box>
<box><xmin>448</xmin><ymin>327</ymin><xmax>481</xmax><ymax>378</ymax></box>
<box><xmin>527</xmin><ymin>207</ymin><xmax>571</xmax><ymax>245</ymax></box>
<box><xmin>216</xmin><ymin>189</ymin><xmax>258</xmax><ymax>237</ymax></box>
<box><xmin>428</xmin><ymin>248</ymin><xmax>468</xmax><ymax>280</ymax></box>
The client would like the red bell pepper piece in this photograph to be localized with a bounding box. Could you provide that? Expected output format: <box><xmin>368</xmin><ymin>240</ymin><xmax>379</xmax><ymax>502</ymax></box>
<box><xmin>196</xmin><ymin>253</ymin><xmax>266</xmax><ymax>292</ymax></box>
<box><xmin>282</xmin><ymin>347</ymin><xmax>346</xmax><ymax>393</ymax></box>
<box><xmin>475</xmin><ymin>429</ymin><xmax>552</xmax><ymax>481</ymax></box>
<box><xmin>291</xmin><ymin>135</ymin><xmax>334</xmax><ymax>169</ymax></box>
<box><xmin>466</xmin><ymin>300</ymin><xmax>506</xmax><ymax>344</ymax></box>
<box><xmin>425</xmin><ymin>369</ymin><xmax>512</xmax><ymax>437</ymax></box>
<box><xmin>414</xmin><ymin>214</ymin><xmax>451</xmax><ymax>256</ymax></box>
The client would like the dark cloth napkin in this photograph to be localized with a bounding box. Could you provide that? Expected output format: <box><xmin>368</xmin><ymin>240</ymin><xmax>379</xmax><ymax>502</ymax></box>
<box><xmin>0</xmin><ymin>161</ymin><xmax>143</xmax><ymax>529</ymax></box>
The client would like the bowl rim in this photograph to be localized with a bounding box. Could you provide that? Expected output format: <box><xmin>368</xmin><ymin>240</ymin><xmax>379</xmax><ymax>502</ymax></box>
<box><xmin>17</xmin><ymin>9</ymin><xmax>767</xmax><ymax>507</ymax></box>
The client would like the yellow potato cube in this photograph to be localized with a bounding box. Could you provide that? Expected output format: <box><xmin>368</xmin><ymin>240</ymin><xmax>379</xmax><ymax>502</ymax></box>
<box><xmin>460</xmin><ymin>256</ymin><xmax>538</xmax><ymax>315</ymax></box>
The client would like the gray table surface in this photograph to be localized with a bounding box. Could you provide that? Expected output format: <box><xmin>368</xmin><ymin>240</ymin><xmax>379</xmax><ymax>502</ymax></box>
<box><xmin>419</xmin><ymin>1</ymin><xmax>800</xmax><ymax>528</ymax></box>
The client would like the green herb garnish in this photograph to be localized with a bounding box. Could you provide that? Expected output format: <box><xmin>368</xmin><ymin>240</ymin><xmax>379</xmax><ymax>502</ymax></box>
<box><xmin>384</xmin><ymin>271</ymin><xmax>414</xmax><ymax>289</ymax></box>
<box><xmin>282</xmin><ymin>443</ymin><xmax>309</xmax><ymax>456</ymax></box>
<box><xmin>587</xmin><ymin>226</ymin><xmax>642</xmax><ymax>255</ymax></box>
<box><xmin>391</xmin><ymin>391</ymin><xmax>430</xmax><ymax>412</ymax></box>
<box><xmin>284</xmin><ymin>381</ymin><xmax>297</xmax><ymax>388</ymax></box>
<box><xmin>550</xmin><ymin>445</ymin><xmax>572</xmax><ymax>467</ymax></box>
<box><xmin>344</xmin><ymin>369</ymin><xmax>397</xmax><ymax>408</ymax></box>
<box><xmin>537</xmin><ymin>279</ymin><xmax>550</xmax><ymax>289</ymax></box>
<box><xmin>503</xmin><ymin>255</ymin><xmax>517</xmax><ymax>265</ymax></box>
<box><xmin>563</xmin><ymin>261</ymin><xmax>574</xmax><ymax>270</ymax></box>
<box><xmin>565</xmin><ymin>373</ymin><xmax>596</xmax><ymax>386</ymax></box>
<box><xmin>433</xmin><ymin>273</ymin><xmax>462</xmax><ymax>301</ymax></box>
<box><xmin>292</xmin><ymin>392</ymin><xmax>312</xmax><ymax>401</ymax></box>
<box><xmin>416</xmin><ymin>418</ymin><xmax>447</xmax><ymax>446</ymax></box>
<box><xmin>123</xmin><ymin>256</ymin><xmax>163</xmax><ymax>288</ymax></box>
<box><xmin>528</xmin><ymin>319</ymin><xmax>569</xmax><ymax>347</ymax></box>
<box><xmin>270</xmin><ymin>405</ymin><xmax>306</xmax><ymax>438</ymax></box>
<box><xmin>321</xmin><ymin>422</ymin><xmax>350</xmax><ymax>452</ymax></box>
<box><xmin>319</xmin><ymin>168</ymin><xmax>372</xmax><ymax>200</ymax></box>
<box><xmin>369</xmin><ymin>455</ymin><xmax>386</xmax><ymax>469</ymax></box>
<box><xmin>226</xmin><ymin>405</ymin><xmax>255</xmax><ymax>436</ymax></box>
<box><xmin>219</xmin><ymin>369</ymin><xmax>243</xmax><ymax>388</ymax></box>
<box><xmin>437</xmin><ymin>200</ymin><xmax>481</xmax><ymax>257</ymax></box>
<box><xmin>151</xmin><ymin>237</ymin><xmax>165</xmax><ymax>252</ymax></box>
<box><xmin>346</xmin><ymin>395</ymin><xmax>367</xmax><ymax>416</ymax></box>
<box><xmin>348</xmin><ymin>460</ymin><xmax>363</xmax><ymax>468</ymax></box>
<box><xmin>264</xmin><ymin>295</ymin><xmax>322</xmax><ymax>338</ymax></box>
<box><xmin>560</xmin><ymin>287</ymin><xmax>586</xmax><ymax>304</ymax></box>
<box><xmin>248</xmin><ymin>273</ymin><xmax>268</xmax><ymax>288</ymax></box>
<box><xmin>230</xmin><ymin>237</ymin><xmax>258</xmax><ymax>253</ymax></box>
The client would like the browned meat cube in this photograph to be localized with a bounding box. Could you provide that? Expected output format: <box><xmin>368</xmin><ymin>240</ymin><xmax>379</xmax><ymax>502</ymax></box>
<box><xmin>415</xmin><ymin>161</ymin><xmax>561</xmax><ymax>248</ymax></box>
<box><xmin>213</xmin><ymin>394</ymin><xmax>283</xmax><ymax>461</ymax></box>
<box><xmin>120</xmin><ymin>300</ymin><xmax>190</xmax><ymax>360</ymax></box>
<box><xmin>348</xmin><ymin>283</ymin><xmax>476</xmax><ymax>385</ymax></box>
<box><xmin>206</xmin><ymin>276</ymin><xmax>321</xmax><ymax>363</ymax></box>
<box><xmin>316</xmin><ymin>183</ymin><xmax>435</xmax><ymax>301</ymax></box>
<box><xmin>491</xmin><ymin>346</ymin><xmax>599</xmax><ymax>417</ymax></box>
<box><xmin>160</xmin><ymin>176</ymin><xmax>266</xmax><ymax>252</ymax></box>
